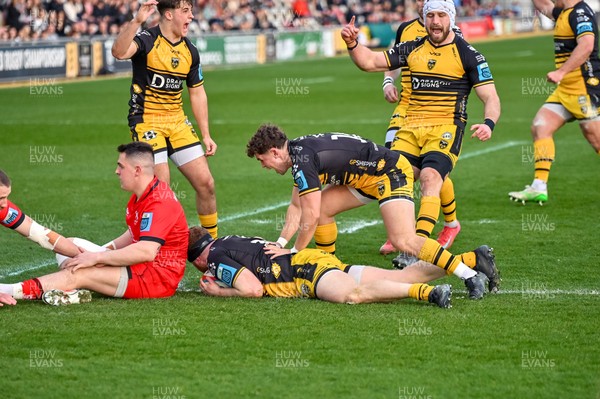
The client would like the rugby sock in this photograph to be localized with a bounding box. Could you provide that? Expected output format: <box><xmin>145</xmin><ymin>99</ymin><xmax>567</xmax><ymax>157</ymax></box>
<box><xmin>315</xmin><ymin>222</ymin><xmax>337</xmax><ymax>254</ymax></box>
<box><xmin>416</xmin><ymin>196</ymin><xmax>440</xmax><ymax>238</ymax></box>
<box><xmin>199</xmin><ymin>213</ymin><xmax>218</xmax><ymax>239</ymax></box>
<box><xmin>408</xmin><ymin>283</ymin><xmax>433</xmax><ymax>301</ymax></box>
<box><xmin>533</xmin><ymin>138</ymin><xmax>555</xmax><ymax>183</ymax></box>
<box><xmin>440</xmin><ymin>177</ymin><xmax>458</xmax><ymax>224</ymax></box>
<box><xmin>418</xmin><ymin>238</ymin><xmax>476</xmax><ymax>279</ymax></box>
<box><xmin>20</xmin><ymin>278</ymin><xmax>44</xmax><ymax>300</ymax></box>
<box><xmin>459</xmin><ymin>251</ymin><xmax>477</xmax><ymax>269</ymax></box>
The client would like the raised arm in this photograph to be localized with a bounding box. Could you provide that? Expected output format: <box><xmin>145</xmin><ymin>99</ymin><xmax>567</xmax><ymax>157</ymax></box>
<box><xmin>111</xmin><ymin>0</ymin><xmax>157</xmax><ymax>59</ymax></box>
<box><xmin>532</xmin><ymin>0</ymin><xmax>556</xmax><ymax>20</ymax></box>
<box><xmin>341</xmin><ymin>16</ymin><xmax>392</xmax><ymax>72</ymax></box>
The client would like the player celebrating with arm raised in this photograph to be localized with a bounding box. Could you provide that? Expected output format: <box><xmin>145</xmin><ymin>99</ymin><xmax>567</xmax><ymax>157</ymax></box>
<box><xmin>341</xmin><ymin>2</ymin><xmax>501</xmax><ymax>270</ymax></box>
<box><xmin>509</xmin><ymin>0</ymin><xmax>600</xmax><ymax>204</ymax></box>
<box><xmin>246</xmin><ymin>125</ymin><xmax>500</xmax><ymax>299</ymax></box>
<box><xmin>112</xmin><ymin>0</ymin><xmax>219</xmax><ymax>239</ymax></box>
<box><xmin>379</xmin><ymin>0</ymin><xmax>464</xmax><ymax>256</ymax></box>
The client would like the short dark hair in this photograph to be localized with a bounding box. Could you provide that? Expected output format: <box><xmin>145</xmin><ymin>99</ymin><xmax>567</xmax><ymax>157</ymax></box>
<box><xmin>157</xmin><ymin>0</ymin><xmax>193</xmax><ymax>15</ymax></box>
<box><xmin>117</xmin><ymin>142</ymin><xmax>154</xmax><ymax>158</ymax></box>
<box><xmin>188</xmin><ymin>226</ymin><xmax>213</xmax><ymax>263</ymax></box>
<box><xmin>0</xmin><ymin>170</ymin><xmax>11</xmax><ymax>188</ymax></box>
<box><xmin>246</xmin><ymin>124</ymin><xmax>288</xmax><ymax>158</ymax></box>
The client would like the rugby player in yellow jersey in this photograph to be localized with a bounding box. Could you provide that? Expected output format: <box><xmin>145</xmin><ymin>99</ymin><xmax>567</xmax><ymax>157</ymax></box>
<box><xmin>509</xmin><ymin>0</ymin><xmax>600</xmax><ymax>205</ymax></box>
<box><xmin>342</xmin><ymin>0</ymin><xmax>501</xmax><ymax>270</ymax></box>
<box><xmin>188</xmin><ymin>226</ymin><xmax>452</xmax><ymax>308</ymax></box>
<box><xmin>379</xmin><ymin>0</ymin><xmax>463</xmax><ymax>256</ymax></box>
<box><xmin>246</xmin><ymin>125</ymin><xmax>500</xmax><ymax>298</ymax></box>
<box><xmin>112</xmin><ymin>0</ymin><xmax>219</xmax><ymax>239</ymax></box>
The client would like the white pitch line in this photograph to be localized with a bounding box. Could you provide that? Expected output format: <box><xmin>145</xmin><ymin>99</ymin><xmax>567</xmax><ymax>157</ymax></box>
<box><xmin>461</xmin><ymin>140</ymin><xmax>529</xmax><ymax>160</ymax></box>
<box><xmin>338</xmin><ymin>220</ymin><xmax>382</xmax><ymax>234</ymax></box>
<box><xmin>0</xmin><ymin>259</ymin><xmax>57</xmax><ymax>279</ymax></box>
<box><xmin>219</xmin><ymin>201</ymin><xmax>289</xmax><ymax>222</ymax></box>
<box><xmin>499</xmin><ymin>289</ymin><xmax>600</xmax><ymax>296</ymax></box>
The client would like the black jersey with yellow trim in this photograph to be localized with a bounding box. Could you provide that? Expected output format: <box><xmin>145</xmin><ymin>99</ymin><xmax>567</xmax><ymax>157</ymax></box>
<box><xmin>288</xmin><ymin>133</ymin><xmax>401</xmax><ymax>197</ymax></box>
<box><xmin>206</xmin><ymin>235</ymin><xmax>300</xmax><ymax>297</ymax></box>
<box><xmin>552</xmin><ymin>2</ymin><xmax>600</xmax><ymax>95</ymax></box>
<box><xmin>392</xmin><ymin>19</ymin><xmax>463</xmax><ymax>110</ymax></box>
<box><xmin>127</xmin><ymin>26</ymin><xmax>204</xmax><ymax>126</ymax></box>
<box><xmin>384</xmin><ymin>34</ymin><xmax>493</xmax><ymax>129</ymax></box>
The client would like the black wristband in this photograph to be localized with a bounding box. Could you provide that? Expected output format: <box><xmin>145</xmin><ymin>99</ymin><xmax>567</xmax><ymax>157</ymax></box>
<box><xmin>347</xmin><ymin>40</ymin><xmax>359</xmax><ymax>51</ymax></box>
<box><xmin>484</xmin><ymin>118</ymin><xmax>495</xmax><ymax>131</ymax></box>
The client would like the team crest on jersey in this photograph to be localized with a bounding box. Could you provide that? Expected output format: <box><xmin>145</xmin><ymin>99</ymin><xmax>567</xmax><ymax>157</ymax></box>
<box><xmin>171</xmin><ymin>57</ymin><xmax>180</xmax><ymax>69</ymax></box>
<box><xmin>300</xmin><ymin>283</ymin><xmax>311</xmax><ymax>296</ymax></box>
<box><xmin>377</xmin><ymin>181</ymin><xmax>385</xmax><ymax>196</ymax></box>
<box><xmin>442</xmin><ymin>132</ymin><xmax>453</xmax><ymax>140</ymax></box>
<box><xmin>140</xmin><ymin>212</ymin><xmax>153</xmax><ymax>232</ymax></box>
<box><xmin>439</xmin><ymin>140</ymin><xmax>448</xmax><ymax>149</ymax></box>
<box><xmin>272</xmin><ymin>262</ymin><xmax>281</xmax><ymax>279</ymax></box>
<box><xmin>143</xmin><ymin>131</ymin><xmax>157</xmax><ymax>140</ymax></box>
<box><xmin>428</xmin><ymin>59</ymin><xmax>436</xmax><ymax>70</ymax></box>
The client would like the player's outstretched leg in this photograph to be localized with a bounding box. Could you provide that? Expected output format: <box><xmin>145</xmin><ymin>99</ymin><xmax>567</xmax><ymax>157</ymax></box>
<box><xmin>428</xmin><ymin>284</ymin><xmax>452</xmax><ymax>308</ymax></box>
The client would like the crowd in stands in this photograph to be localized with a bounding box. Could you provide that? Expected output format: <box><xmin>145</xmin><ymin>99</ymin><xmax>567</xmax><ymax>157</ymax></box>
<box><xmin>0</xmin><ymin>0</ymin><xmax>525</xmax><ymax>43</ymax></box>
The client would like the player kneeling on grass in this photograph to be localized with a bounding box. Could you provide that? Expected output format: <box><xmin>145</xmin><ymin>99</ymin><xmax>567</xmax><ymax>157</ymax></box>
<box><xmin>188</xmin><ymin>226</ymin><xmax>452</xmax><ymax>308</ymax></box>
<box><xmin>0</xmin><ymin>143</ymin><xmax>189</xmax><ymax>306</ymax></box>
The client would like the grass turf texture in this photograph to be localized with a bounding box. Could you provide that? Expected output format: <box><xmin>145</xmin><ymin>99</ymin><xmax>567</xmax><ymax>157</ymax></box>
<box><xmin>1</xmin><ymin>35</ymin><xmax>599</xmax><ymax>398</ymax></box>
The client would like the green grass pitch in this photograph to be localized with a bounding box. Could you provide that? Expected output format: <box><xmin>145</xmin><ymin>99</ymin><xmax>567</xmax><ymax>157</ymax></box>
<box><xmin>1</xmin><ymin>35</ymin><xmax>599</xmax><ymax>398</ymax></box>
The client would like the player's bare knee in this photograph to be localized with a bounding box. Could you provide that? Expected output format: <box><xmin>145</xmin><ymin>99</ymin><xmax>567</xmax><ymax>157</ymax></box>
<box><xmin>345</xmin><ymin>288</ymin><xmax>365</xmax><ymax>304</ymax></box>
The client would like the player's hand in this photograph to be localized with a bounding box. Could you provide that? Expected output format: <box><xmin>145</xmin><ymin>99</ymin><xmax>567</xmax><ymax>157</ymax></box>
<box><xmin>264</xmin><ymin>243</ymin><xmax>292</xmax><ymax>259</ymax></box>
<box><xmin>63</xmin><ymin>250</ymin><xmax>102</xmax><ymax>272</ymax></box>
<box><xmin>341</xmin><ymin>16</ymin><xmax>360</xmax><ymax>46</ymax></box>
<box><xmin>383</xmin><ymin>84</ymin><xmax>398</xmax><ymax>103</ymax></box>
<box><xmin>546</xmin><ymin>70</ymin><xmax>563</xmax><ymax>84</ymax></box>
<box><xmin>134</xmin><ymin>0</ymin><xmax>157</xmax><ymax>24</ymax></box>
<box><xmin>470</xmin><ymin>123</ymin><xmax>493</xmax><ymax>141</ymax></box>
<box><xmin>0</xmin><ymin>292</ymin><xmax>16</xmax><ymax>306</ymax></box>
<box><xmin>203</xmin><ymin>137</ymin><xmax>217</xmax><ymax>156</ymax></box>
<box><xmin>199</xmin><ymin>276</ymin><xmax>221</xmax><ymax>295</ymax></box>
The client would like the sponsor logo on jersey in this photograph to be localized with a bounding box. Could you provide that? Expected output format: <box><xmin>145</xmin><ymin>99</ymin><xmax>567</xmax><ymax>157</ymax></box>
<box><xmin>150</xmin><ymin>74</ymin><xmax>183</xmax><ymax>90</ymax></box>
<box><xmin>411</xmin><ymin>77</ymin><xmax>449</xmax><ymax>90</ymax></box>
<box><xmin>576</xmin><ymin>22</ymin><xmax>593</xmax><ymax>35</ymax></box>
<box><xmin>442</xmin><ymin>132</ymin><xmax>453</xmax><ymax>140</ymax></box>
<box><xmin>132</xmin><ymin>84</ymin><xmax>142</xmax><ymax>94</ymax></box>
<box><xmin>349</xmin><ymin>159</ymin><xmax>377</xmax><ymax>168</ymax></box>
<box><xmin>376</xmin><ymin>159</ymin><xmax>386</xmax><ymax>172</ymax></box>
<box><xmin>217</xmin><ymin>263</ymin><xmax>236</xmax><ymax>286</ymax></box>
<box><xmin>140</xmin><ymin>212</ymin><xmax>153</xmax><ymax>232</ymax></box>
<box><xmin>3</xmin><ymin>208</ymin><xmax>19</xmax><ymax>225</ymax></box>
<box><xmin>578</xmin><ymin>95</ymin><xmax>587</xmax><ymax>104</ymax></box>
<box><xmin>477</xmin><ymin>62</ymin><xmax>493</xmax><ymax>80</ymax></box>
<box><xmin>294</xmin><ymin>170</ymin><xmax>309</xmax><ymax>191</ymax></box>
<box><xmin>587</xmin><ymin>77</ymin><xmax>600</xmax><ymax>86</ymax></box>
<box><xmin>427</xmin><ymin>59</ymin><xmax>436</xmax><ymax>70</ymax></box>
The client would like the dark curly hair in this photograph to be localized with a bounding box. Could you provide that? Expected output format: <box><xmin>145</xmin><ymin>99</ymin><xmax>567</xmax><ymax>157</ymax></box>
<box><xmin>157</xmin><ymin>0</ymin><xmax>193</xmax><ymax>15</ymax></box>
<box><xmin>246</xmin><ymin>124</ymin><xmax>288</xmax><ymax>158</ymax></box>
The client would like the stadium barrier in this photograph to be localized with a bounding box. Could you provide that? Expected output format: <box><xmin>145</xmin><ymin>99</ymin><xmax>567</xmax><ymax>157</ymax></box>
<box><xmin>0</xmin><ymin>18</ymin><xmax>551</xmax><ymax>83</ymax></box>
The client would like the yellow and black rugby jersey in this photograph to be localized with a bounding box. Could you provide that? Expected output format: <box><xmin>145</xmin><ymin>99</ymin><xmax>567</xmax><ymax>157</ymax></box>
<box><xmin>127</xmin><ymin>26</ymin><xmax>204</xmax><ymax>126</ymax></box>
<box><xmin>288</xmin><ymin>133</ymin><xmax>401</xmax><ymax>196</ymax></box>
<box><xmin>552</xmin><ymin>2</ymin><xmax>600</xmax><ymax>96</ymax></box>
<box><xmin>384</xmin><ymin>35</ymin><xmax>493</xmax><ymax>129</ymax></box>
<box><xmin>393</xmin><ymin>20</ymin><xmax>464</xmax><ymax>110</ymax></box>
<box><xmin>205</xmin><ymin>235</ymin><xmax>301</xmax><ymax>297</ymax></box>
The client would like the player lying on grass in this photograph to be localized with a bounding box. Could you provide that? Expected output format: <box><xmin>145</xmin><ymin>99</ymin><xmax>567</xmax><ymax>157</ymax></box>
<box><xmin>246</xmin><ymin>125</ymin><xmax>500</xmax><ymax>298</ymax></box>
<box><xmin>0</xmin><ymin>143</ymin><xmax>189</xmax><ymax>306</ymax></box>
<box><xmin>0</xmin><ymin>169</ymin><xmax>80</xmax><ymax>257</ymax></box>
<box><xmin>188</xmin><ymin>226</ymin><xmax>452</xmax><ymax>308</ymax></box>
